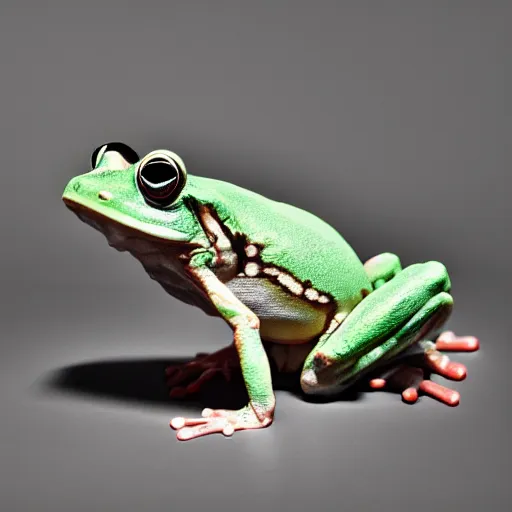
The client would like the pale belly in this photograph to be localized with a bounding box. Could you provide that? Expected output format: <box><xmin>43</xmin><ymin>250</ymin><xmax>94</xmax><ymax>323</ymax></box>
<box><xmin>226</xmin><ymin>277</ymin><xmax>332</xmax><ymax>343</ymax></box>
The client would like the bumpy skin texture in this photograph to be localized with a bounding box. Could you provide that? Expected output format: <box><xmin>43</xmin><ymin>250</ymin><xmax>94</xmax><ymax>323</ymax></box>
<box><xmin>63</xmin><ymin>143</ymin><xmax>479</xmax><ymax>441</ymax></box>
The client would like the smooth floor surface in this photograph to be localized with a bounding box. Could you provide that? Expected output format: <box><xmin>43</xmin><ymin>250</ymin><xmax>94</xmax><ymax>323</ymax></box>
<box><xmin>1</xmin><ymin>280</ymin><xmax>508</xmax><ymax>511</ymax></box>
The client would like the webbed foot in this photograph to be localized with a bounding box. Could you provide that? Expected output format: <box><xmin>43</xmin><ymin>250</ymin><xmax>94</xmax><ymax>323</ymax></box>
<box><xmin>170</xmin><ymin>403</ymin><xmax>273</xmax><ymax>441</ymax></box>
<box><xmin>368</xmin><ymin>331</ymin><xmax>479</xmax><ymax>406</ymax></box>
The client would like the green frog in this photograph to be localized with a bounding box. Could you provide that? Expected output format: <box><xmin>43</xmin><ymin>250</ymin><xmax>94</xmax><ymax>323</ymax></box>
<box><xmin>62</xmin><ymin>142</ymin><xmax>479</xmax><ymax>441</ymax></box>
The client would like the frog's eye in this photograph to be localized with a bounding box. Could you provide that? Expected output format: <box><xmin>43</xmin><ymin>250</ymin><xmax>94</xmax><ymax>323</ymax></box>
<box><xmin>136</xmin><ymin>151</ymin><xmax>186</xmax><ymax>208</ymax></box>
<box><xmin>91</xmin><ymin>142</ymin><xmax>139</xmax><ymax>170</ymax></box>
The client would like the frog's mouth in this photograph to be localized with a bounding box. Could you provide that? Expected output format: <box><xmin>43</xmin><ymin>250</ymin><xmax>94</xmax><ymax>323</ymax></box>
<box><xmin>62</xmin><ymin>197</ymin><xmax>200</xmax><ymax>254</ymax></box>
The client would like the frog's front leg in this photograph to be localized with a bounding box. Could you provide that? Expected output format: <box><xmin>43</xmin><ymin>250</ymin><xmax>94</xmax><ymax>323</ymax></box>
<box><xmin>170</xmin><ymin>257</ymin><xmax>275</xmax><ymax>441</ymax></box>
<box><xmin>300</xmin><ymin>261</ymin><xmax>453</xmax><ymax>395</ymax></box>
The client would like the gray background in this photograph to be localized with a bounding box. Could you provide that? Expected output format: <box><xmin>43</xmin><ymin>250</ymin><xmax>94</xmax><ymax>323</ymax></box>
<box><xmin>0</xmin><ymin>1</ymin><xmax>510</xmax><ymax>511</ymax></box>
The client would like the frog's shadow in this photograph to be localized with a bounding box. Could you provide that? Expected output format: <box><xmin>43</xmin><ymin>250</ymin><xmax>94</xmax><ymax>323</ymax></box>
<box><xmin>41</xmin><ymin>346</ymin><xmax>434</xmax><ymax>411</ymax></box>
<box><xmin>40</xmin><ymin>355</ymin><xmax>378</xmax><ymax>413</ymax></box>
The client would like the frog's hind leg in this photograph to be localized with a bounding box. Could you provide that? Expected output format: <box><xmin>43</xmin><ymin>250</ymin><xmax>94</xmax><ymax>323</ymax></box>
<box><xmin>300</xmin><ymin>261</ymin><xmax>453</xmax><ymax>395</ymax></box>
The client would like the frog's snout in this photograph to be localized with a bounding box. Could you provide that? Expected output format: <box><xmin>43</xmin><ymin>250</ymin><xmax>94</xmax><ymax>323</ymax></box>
<box><xmin>62</xmin><ymin>177</ymin><xmax>80</xmax><ymax>197</ymax></box>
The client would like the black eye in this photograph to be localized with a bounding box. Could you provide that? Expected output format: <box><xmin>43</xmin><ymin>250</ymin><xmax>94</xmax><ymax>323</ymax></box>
<box><xmin>91</xmin><ymin>142</ymin><xmax>139</xmax><ymax>169</ymax></box>
<box><xmin>137</xmin><ymin>155</ymin><xmax>185</xmax><ymax>208</ymax></box>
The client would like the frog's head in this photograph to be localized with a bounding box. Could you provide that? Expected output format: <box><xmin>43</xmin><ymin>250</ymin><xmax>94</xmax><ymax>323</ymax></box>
<box><xmin>62</xmin><ymin>142</ymin><xmax>202</xmax><ymax>250</ymax></box>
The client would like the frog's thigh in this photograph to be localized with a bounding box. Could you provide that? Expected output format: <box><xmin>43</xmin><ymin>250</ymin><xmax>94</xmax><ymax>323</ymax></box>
<box><xmin>226</xmin><ymin>277</ymin><xmax>330</xmax><ymax>343</ymax></box>
<box><xmin>301</xmin><ymin>261</ymin><xmax>453</xmax><ymax>395</ymax></box>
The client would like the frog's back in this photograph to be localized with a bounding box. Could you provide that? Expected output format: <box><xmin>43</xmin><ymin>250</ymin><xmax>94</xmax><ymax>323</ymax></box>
<box><xmin>187</xmin><ymin>176</ymin><xmax>371</xmax><ymax>307</ymax></box>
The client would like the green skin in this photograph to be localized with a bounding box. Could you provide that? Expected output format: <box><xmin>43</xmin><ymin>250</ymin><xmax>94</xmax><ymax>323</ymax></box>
<box><xmin>63</xmin><ymin>145</ymin><xmax>454</xmax><ymax>441</ymax></box>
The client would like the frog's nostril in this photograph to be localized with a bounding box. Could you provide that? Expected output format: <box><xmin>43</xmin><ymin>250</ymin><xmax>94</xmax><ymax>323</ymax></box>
<box><xmin>73</xmin><ymin>181</ymin><xmax>81</xmax><ymax>193</ymax></box>
<box><xmin>98</xmin><ymin>190</ymin><xmax>113</xmax><ymax>201</ymax></box>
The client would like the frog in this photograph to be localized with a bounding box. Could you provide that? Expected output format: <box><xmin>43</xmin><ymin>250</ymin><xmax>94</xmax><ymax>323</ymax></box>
<box><xmin>62</xmin><ymin>142</ymin><xmax>480</xmax><ymax>441</ymax></box>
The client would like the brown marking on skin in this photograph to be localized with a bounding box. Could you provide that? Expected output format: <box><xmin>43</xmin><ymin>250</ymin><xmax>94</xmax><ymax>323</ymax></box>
<box><xmin>313</xmin><ymin>352</ymin><xmax>336</xmax><ymax>370</ymax></box>
<box><xmin>186</xmin><ymin>199</ymin><xmax>247</xmax><ymax>275</ymax></box>
<box><xmin>192</xmin><ymin>202</ymin><xmax>335</xmax><ymax>306</ymax></box>
<box><xmin>361</xmin><ymin>288</ymin><xmax>371</xmax><ymax>299</ymax></box>
<box><xmin>189</xmin><ymin>202</ymin><xmax>336</xmax><ymax>308</ymax></box>
<box><xmin>196</xmin><ymin>204</ymin><xmax>236</xmax><ymax>270</ymax></box>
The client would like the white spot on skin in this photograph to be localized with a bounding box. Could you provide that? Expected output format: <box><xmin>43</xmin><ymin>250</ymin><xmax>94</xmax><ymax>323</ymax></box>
<box><xmin>326</xmin><ymin>318</ymin><xmax>340</xmax><ymax>334</ymax></box>
<box><xmin>334</xmin><ymin>312</ymin><xmax>348</xmax><ymax>323</ymax></box>
<box><xmin>98</xmin><ymin>190</ymin><xmax>113</xmax><ymax>201</ymax></box>
<box><xmin>262</xmin><ymin>267</ymin><xmax>327</xmax><ymax>301</ymax></box>
<box><xmin>326</xmin><ymin>313</ymin><xmax>347</xmax><ymax>334</ymax></box>
<box><xmin>277</xmin><ymin>273</ymin><xmax>304</xmax><ymax>296</ymax></box>
<box><xmin>304</xmin><ymin>288</ymin><xmax>319</xmax><ymax>301</ymax></box>
<box><xmin>245</xmin><ymin>244</ymin><xmax>258</xmax><ymax>257</ymax></box>
<box><xmin>244</xmin><ymin>262</ymin><xmax>260</xmax><ymax>277</ymax></box>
